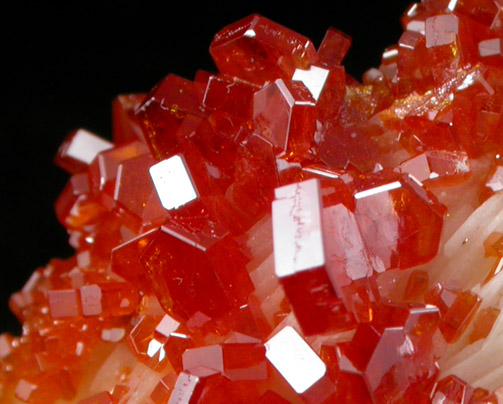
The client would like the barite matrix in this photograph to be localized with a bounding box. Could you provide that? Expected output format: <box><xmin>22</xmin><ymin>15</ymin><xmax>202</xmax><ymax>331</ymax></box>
<box><xmin>2</xmin><ymin>1</ymin><xmax>503</xmax><ymax>403</ymax></box>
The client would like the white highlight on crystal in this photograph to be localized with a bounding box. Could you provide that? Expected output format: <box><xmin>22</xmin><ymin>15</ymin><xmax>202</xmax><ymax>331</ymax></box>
<box><xmin>80</xmin><ymin>284</ymin><xmax>102</xmax><ymax>316</ymax></box>
<box><xmin>150</xmin><ymin>155</ymin><xmax>198</xmax><ymax>210</ymax></box>
<box><xmin>75</xmin><ymin>341</ymin><xmax>84</xmax><ymax>356</ymax></box>
<box><xmin>425</xmin><ymin>14</ymin><xmax>459</xmax><ymax>48</ymax></box>
<box><xmin>447</xmin><ymin>0</ymin><xmax>458</xmax><ymax>11</ymax></box>
<box><xmin>265</xmin><ymin>326</ymin><xmax>326</xmax><ymax>393</ymax></box>
<box><xmin>292</xmin><ymin>65</ymin><xmax>330</xmax><ymax>101</ymax></box>
<box><xmin>493</xmin><ymin>258</ymin><xmax>503</xmax><ymax>278</ymax></box>
<box><xmin>276</xmin><ymin>158</ymin><xmax>301</xmax><ymax>174</ymax></box>
<box><xmin>382</xmin><ymin>48</ymin><xmax>398</xmax><ymax>61</ymax></box>
<box><xmin>155</xmin><ymin>314</ymin><xmax>180</xmax><ymax>338</ymax></box>
<box><xmin>170</xmin><ymin>332</ymin><xmax>190</xmax><ymax>339</ymax></box>
<box><xmin>147</xmin><ymin>339</ymin><xmax>166</xmax><ymax>361</ymax></box>
<box><xmin>65</xmin><ymin>129</ymin><xmax>113</xmax><ymax>164</ymax></box>
<box><xmin>479</xmin><ymin>38</ymin><xmax>502</xmax><ymax>58</ymax></box>
<box><xmin>101</xmin><ymin>328</ymin><xmax>125</xmax><ymax>343</ymax></box>
<box><xmin>407</xmin><ymin>3</ymin><xmax>419</xmax><ymax>17</ymax></box>
<box><xmin>407</xmin><ymin>20</ymin><xmax>425</xmax><ymax>35</ymax></box>
<box><xmin>275</xmin><ymin>79</ymin><xmax>295</xmax><ymax>107</ymax></box>
<box><xmin>457</xmin><ymin>71</ymin><xmax>477</xmax><ymax>91</ymax></box>
<box><xmin>354</xmin><ymin>181</ymin><xmax>402</xmax><ymax>200</ymax></box>
<box><xmin>0</xmin><ymin>336</ymin><xmax>12</xmax><ymax>359</ymax></box>
<box><xmin>486</xmin><ymin>166</ymin><xmax>503</xmax><ymax>192</ymax></box>
<box><xmin>272</xmin><ymin>179</ymin><xmax>325</xmax><ymax>278</ymax></box>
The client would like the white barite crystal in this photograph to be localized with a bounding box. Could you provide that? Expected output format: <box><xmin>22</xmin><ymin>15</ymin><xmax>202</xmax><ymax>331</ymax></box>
<box><xmin>149</xmin><ymin>155</ymin><xmax>198</xmax><ymax>210</ymax></box>
<box><xmin>89</xmin><ymin>343</ymin><xmax>137</xmax><ymax>395</ymax></box>
<box><xmin>65</xmin><ymin>129</ymin><xmax>113</xmax><ymax>164</ymax></box>
<box><xmin>265</xmin><ymin>326</ymin><xmax>326</xmax><ymax>393</ymax></box>
<box><xmin>440</xmin><ymin>281</ymin><xmax>503</xmax><ymax>391</ymax></box>
<box><xmin>441</xmin><ymin>270</ymin><xmax>503</xmax><ymax>374</ymax></box>
<box><xmin>432</xmin><ymin>192</ymin><xmax>503</xmax><ymax>287</ymax></box>
<box><xmin>486</xmin><ymin>166</ymin><xmax>503</xmax><ymax>192</ymax></box>
<box><xmin>272</xmin><ymin>179</ymin><xmax>325</xmax><ymax>278</ymax></box>
<box><xmin>432</xmin><ymin>190</ymin><xmax>503</xmax><ymax>392</ymax></box>
<box><xmin>120</xmin><ymin>363</ymin><xmax>163</xmax><ymax>404</ymax></box>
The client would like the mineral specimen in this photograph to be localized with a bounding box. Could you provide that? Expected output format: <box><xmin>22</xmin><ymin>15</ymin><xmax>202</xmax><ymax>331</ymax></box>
<box><xmin>2</xmin><ymin>1</ymin><xmax>503</xmax><ymax>403</ymax></box>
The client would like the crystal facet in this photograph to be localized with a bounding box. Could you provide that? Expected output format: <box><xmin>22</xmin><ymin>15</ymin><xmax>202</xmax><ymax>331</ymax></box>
<box><xmin>3</xmin><ymin>3</ymin><xmax>503</xmax><ymax>404</ymax></box>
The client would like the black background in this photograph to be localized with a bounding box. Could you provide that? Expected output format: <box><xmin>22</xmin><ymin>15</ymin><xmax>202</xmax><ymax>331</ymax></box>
<box><xmin>1</xmin><ymin>0</ymin><xmax>412</xmax><ymax>334</ymax></box>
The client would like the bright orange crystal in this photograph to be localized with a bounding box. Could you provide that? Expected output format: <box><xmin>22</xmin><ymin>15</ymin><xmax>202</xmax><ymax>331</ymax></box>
<box><xmin>2</xmin><ymin>3</ymin><xmax>503</xmax><ymax>404</ymax></box>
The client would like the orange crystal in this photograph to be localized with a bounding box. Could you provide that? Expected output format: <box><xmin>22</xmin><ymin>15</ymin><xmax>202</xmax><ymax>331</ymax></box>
<box><xmin>3</xmin><ymin>2</ymin><xmax>503</xmax><ymax>404</ymax></box>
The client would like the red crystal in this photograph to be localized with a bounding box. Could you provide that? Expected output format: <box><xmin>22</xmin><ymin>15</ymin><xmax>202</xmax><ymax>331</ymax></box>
<box><xmin>336</xmin><ymin>303</ymin><xmax>444</xmax><ymax>404</ymax></box>
<box><xmin>210</xmin><ymin>14</ymin><xmax>318</xmax><ymax>85</ymax></box>
<box><xmin>55</xmin><ymin>129</ymin><xmax>113</xmax><ymax>174</ymax></box>
<box><xmin>353</xmin><ymin>171</ymin><xmax>446</xmax><ymax>270</ymax></box>
<box><xmin>112</xmin><ymin>94</ymin><xmax>146</xmax><ymax>145</ymax></box>
<box><xmin>318</xmin><ymin>27</ymin><xmax>352</xmax><ymax>65</ymax></box>
<box><xmin>468</xmin><ymin>307</ymin><xmax>500</xmax><ymax>344</ymax></box>
<box><xmin>272</xmin><ymin>179</ymin><xmax>355</xmax><ymax>334</ymax></box>
<box><xmin>431</xmin><ymin>375</ymin><xmax>471</xmax><ymax>404</ymax></box>
<box><xmin>4</xmin><ymin>3</ymin><xmax>503</xmax><ymax>404</ymax></box>
<box><xmin>136</xmin><ymin>74</ymin><xmax>204</xmax><ymax>159</ymax></box>
<box><xmin>253</xmin><ymin>79</ymin><xmax>316</xmax><ymax>159</ymax></box>
<box><xmin>139</xmin><ymin>223</ymin><xmax>253</xmax><ymax>320</ymax></box>
<box><xmin>182</xmin><ymin>342</ymin><xmax>266</xmax><ymax>381</ymax></box>
<box><xmin>425</xmin><ymin>284</ymin><xmax>482</xmax><ymax>343</ymax></box>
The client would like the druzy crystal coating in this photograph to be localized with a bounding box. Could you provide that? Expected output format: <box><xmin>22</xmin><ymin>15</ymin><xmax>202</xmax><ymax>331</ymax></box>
<box><xmin>2</xmin><ymin>2</ymin><xmax>503</xmax><ymax>404</ymax></box>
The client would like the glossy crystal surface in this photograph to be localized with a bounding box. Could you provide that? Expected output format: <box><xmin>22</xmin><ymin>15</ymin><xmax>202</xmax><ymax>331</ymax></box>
<box><xmin>2</xmin><ymin>2</ymin><xmax>503</xmax><ymax>403</ymax></box>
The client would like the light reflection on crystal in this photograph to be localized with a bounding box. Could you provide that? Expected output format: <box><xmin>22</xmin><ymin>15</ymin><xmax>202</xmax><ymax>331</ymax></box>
<box><xmin>3</xmin><ymin>4</ymin><xmax>503</xmax><ymax>403</ymax></box>
<box><xmin>265</xmin><ymin>326</ymin><xmax>326</xmax><ymax>394</ymax></box>
<box><xmin>150</xmin><ymin>155</ymin><xmax>198</xmax><ymax>210</ymax></box>
<box><xmin>62</xmin><ymin>129</ymin><xmax>113</xmax><ymax>166</ymax></box>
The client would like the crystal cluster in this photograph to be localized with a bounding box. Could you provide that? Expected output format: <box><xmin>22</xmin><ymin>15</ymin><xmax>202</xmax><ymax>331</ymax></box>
<box><xmin>2</xmin><ymin>1</ymin><xmax>503</xmax><ymax>403</ymax></box>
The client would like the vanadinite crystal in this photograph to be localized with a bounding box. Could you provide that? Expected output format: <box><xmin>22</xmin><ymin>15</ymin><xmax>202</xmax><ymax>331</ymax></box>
<box><xmin>3</xmin><ymin>1</ymin><xmax>503</xmax><ymax>403</ymax></box>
